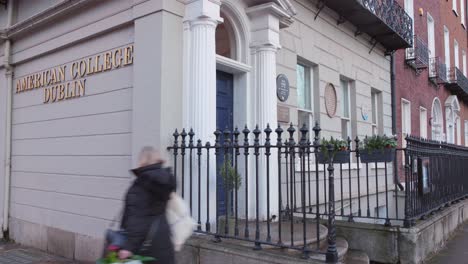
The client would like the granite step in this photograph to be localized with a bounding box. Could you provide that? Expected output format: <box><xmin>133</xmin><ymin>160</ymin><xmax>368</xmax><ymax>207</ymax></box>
<box><xmin>344</xmin><ymin>249</ymin><xmax>370</xmax><ymax>264</ymax></box>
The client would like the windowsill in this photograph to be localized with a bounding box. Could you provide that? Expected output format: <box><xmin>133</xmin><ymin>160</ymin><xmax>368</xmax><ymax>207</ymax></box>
<box><xmin>453</xmin><ymin>10</ymin><xmax>459</xmax><ymax>17</ymax></box>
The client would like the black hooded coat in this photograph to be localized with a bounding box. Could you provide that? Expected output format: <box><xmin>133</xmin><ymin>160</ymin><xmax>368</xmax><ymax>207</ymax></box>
<box><xmin>120</xmin><ymin>162</ymin><xmax>176</xmax><ymax>264</ymax></box>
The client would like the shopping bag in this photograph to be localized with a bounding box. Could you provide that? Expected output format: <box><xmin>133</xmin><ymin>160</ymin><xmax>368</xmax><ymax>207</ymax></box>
<box><xmin>166</xmin><ymin>192</ymin><xmax>197</xmax><ymax>251</ymax></box>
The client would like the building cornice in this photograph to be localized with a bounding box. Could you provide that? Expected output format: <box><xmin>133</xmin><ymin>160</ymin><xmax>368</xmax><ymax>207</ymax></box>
<box><xmin>4</xmin><ymin>0</ymin><xmax>93</xmax><ymax>39</ymax></box>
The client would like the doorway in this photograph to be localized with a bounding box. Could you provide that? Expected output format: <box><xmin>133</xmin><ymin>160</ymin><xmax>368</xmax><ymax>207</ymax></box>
<box><xmin>216</xmin><ymin>70</ymin><xmax>234</xmax><ymax>216</ymax></box>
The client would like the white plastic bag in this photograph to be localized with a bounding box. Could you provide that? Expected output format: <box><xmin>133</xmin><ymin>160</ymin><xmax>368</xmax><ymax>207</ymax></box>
<box><xmin>110</xmin><ymin>261</ymin><xmax>142</xmax><ymax>264</ymax></box>
<box><xmin>166</xmin><ymin>192</ymin><xmax>196</xmax><ymax>251</ymax></box>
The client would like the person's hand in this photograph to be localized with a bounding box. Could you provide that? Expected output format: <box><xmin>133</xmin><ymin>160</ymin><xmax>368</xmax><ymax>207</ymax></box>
<box><xmin>118</xmin><ymin>249</ymin><xmax>132</xmax><ymax>259</ymax></box>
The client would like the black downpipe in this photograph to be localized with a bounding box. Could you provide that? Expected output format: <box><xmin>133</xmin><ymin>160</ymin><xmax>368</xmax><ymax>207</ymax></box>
<box><xmin>390</xmin><ymin>51</ymin><xmax>404</xmax><ymax>191</ymax></box>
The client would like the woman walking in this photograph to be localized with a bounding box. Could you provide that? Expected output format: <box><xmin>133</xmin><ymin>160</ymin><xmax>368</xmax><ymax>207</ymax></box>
<box><xmin>118</xmin><ymin>147</ymin><xmax>176</xmax><ymax>264</ymax></box>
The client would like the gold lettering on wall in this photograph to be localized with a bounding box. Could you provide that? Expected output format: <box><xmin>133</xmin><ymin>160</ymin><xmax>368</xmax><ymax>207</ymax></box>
<box><xmin>17</xmin><ymin>44</ymin><xmax>134</xmax><ymax>104</ymax></box>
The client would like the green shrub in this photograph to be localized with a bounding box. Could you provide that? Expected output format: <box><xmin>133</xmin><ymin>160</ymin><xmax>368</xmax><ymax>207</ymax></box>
<box><xmin>360</xmin><ymin>135</ymin><xmax>397</xmax><ymax>153</ymax></box>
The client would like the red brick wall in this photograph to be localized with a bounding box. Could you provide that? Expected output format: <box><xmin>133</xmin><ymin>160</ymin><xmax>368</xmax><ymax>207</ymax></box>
<box><xmin>395</xmin><ymin>0</ymin><xmax>468</xmax><ymax>147</ymax></box>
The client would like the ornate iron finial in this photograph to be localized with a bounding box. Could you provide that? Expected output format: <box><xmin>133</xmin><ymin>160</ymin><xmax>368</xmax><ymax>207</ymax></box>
<box><xmin>223</xmin><ymin>126</ymin><xmax>231</xmax><ymax>145</ymax></box>
<box><xmin>264</xmin><ymin>124</ymin><xmax>272</xmax><ymax>144</ymax></box>
<box><xmin>287</xmin><ymin>123</ymin><xmax>295</xmax><ymax>145</ymax></box>
<box><xmin>275</xmin><ymin>124</ymin><xmax>283</xmax><ymax>145</ymax></box>
<box><xmin>300</xmin><ymin>123</ymin><xmax>308</xmax><ymax>145</ymax></box>
<box><xmin>188</xmin><ymin>128</ymin><xmax>195</xmax><ymax>147</ymax></box>
<box><xmin>313</xmin><ymin>122</ymin><xmax>321</xmax><ymax>145</ymax></box>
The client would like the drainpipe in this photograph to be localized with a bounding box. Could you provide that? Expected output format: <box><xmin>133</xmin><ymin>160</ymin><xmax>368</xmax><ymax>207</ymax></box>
<box><xmin>3</xmin><ymin>0</ymin><xmax>14</xmax><ymax>236</ymax></box>
<box><xmin>390</xmin><ymin>52</ymin><xmax>404</xmax><ymax>191</ymax></box>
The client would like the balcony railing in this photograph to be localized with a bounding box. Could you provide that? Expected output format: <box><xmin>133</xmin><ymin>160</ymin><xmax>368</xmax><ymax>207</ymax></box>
<box><xmin>322</xmin><ymin>0</ymin><xmax>413</xmax><ymax>50</ymax></box>
<box><xmin>445</xmin><ymin>67</ymin><xmax>468</xmax><ymax>102</ymax></box>
<box><xmin>405</xmin><ymin>35</ymin><xmax>429</xmax><ymax>71</ymax></box>
<box><xmin>429</xmin><ymin>57</ymin><xmax>448</xmax><ymax>84</ymax></box>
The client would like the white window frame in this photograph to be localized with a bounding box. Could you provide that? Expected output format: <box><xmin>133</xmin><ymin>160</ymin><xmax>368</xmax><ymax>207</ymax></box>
<box><xmin>402</xmin><ymin>99</ymin><xmax>412</xmax><ymax>147</ymax></box>
<box><xmin>420</xmin><ymin>107</ymin><xmax>428</xmax><ymax>139</ymax></box>
<box><xmin>454</xmin><ymin>0</ymin><xmax>459</xmax><ymax>16</ymax></box>
<box><xmin>462</xmin><ymin>0</ymin><xmax>466</xmax><ymax>27</ymax></box>
<box><xmin>341</xmin><ymin>79</ymin><xmax>352</xmax><ymax>140</ymax></box>
<box><xmin>464</xmin><ymin>120</ymin><xmax>468</xmax><ymax>146</ymax></box>
<box><xmin>444</xmin><ymin>26</ymin><xmax>451</xmax><ymax>78</ymax></box>
<box><xmin>371</xmin><ymin>90</ymin><xmax>382</xmax><ymax>136</ymax></box>
<box><xmin>432</xmin><ymin>98</ymin><xmax>443</xmax><ymax>142</ymax></box>
<box><xmin>427</xmin><ymin>13</ymin><xmax>436</xmax><ymax>58</ymax></box>
<box><xmin>405</xmin><ymin>0</ymin><xmax>415</xmax><ymax>40</ymax></box>
<box><xmin>297</xmin><ymin>62</ymin><xmax>314</xmax><ymax>132</ymax></box>
<box><xmin>456</xmin><ymin>116</ymin><xmax>462</xmax><ymax>145</ymax></box>
<box><xmin>455</xmin><ymin>40</ymin><xmax>460</xmax><ymax>69</ymax></box>
<box><xmin>463</xmin><ymin>50</ymin><xmax>467</xmax><ymax>76</ymax></box>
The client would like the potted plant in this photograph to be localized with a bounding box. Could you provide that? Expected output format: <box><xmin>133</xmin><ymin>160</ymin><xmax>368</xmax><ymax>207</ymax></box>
<box><xmin>317</xmin><ymin>137</ymin><xmax>349</xmax><ymax>164</ymax></box>
<box><xmin>218</xmin><ymin>155</ymin><xmax>242</xmax><ymax>232</ymax></box>
<box><xmin>359</xmin><ymin>135</ymin><xmax>397</xmax><ymax>163</ymax></box>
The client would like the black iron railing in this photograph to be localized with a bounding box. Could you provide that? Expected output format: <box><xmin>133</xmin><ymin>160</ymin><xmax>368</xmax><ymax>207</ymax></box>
<box><xmin>429</xmin><ymin>57</ymin><xmax>448</xmax><ymax>84</ymax></box>
<box><xmin>446</xmin><ymin>67</ymin><xmax>468</xmax><ymax>99</ymax></box>
<box><xmin>168</xmin><ymin>123</ymin><xmax>406</xmax><ymax>262</ymax></box>
<box><xmin>362</xmin><ymin>0</ymin><xmax>413</xmax><ymax>47</ymax></box>
<box><xmin>405</xmin><ymin>35</ymin><xmax>429</xmax><ymax>71</ymax></box>
<box><xmin>403</xmin><ymin>136</ymin><xmax>468</xmax><ymax>227</ymax></box>
<box><xmin>167</xmin><ymin>124</ymin><xmax>468</xmax><ymax>261</ymax></box>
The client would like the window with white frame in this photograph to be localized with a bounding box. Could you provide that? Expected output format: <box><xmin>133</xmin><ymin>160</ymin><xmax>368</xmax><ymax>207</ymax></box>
<box><xmin>463</xmin><ymin>50</ymin><xmax>467</xmax><ymax>76</ymax></box>
<box><xmin>462</xmin><ymin>0</ymin><xmax>466</xmax><ymax>26</ymax></box>
<box><xmin>402</xmin><ymin>99</ymin><xmax>411</xmax><ymax>148</ymax></box>
<box><xmin>420</xmin><ymin>107</ymin><xmax>428</xmax><ymax>139</ymax></box>
<box><xmin>455</xmin><ymin>40</ymin><xmax>460</xmax><ymax>69</ymax></box>
<box><xmin>341</xmin><ymin>79</ymin><xmax>352</xmax><ymax>140</ymax></box>
<box><xmin>464</xmin><ymin>120</ymin><xmax>468</xmax><ymax>146</ymax></box>
<box><xmin>371</xmin><ymin>90</ymin><xmax>382</xmax><ymax>136</ymax></box>
<box><xmin>297</xmin><ymin>63</ymin><xmax>314</xmax><ymax>132</ymax></box>
<box><xmin>456</xmin><ymin>117</ymin><xmax>462</xmax><ymax>145</ymax></box>
<box><xmin>427</xmin><ymin>14</ymin><xmax>436</xmax><ymax>58</ymax></box>
<box><xmin>405</xmin><ymin>0</ymin><xmax>414</xmax><ymax>40</ymax></box>
<box><xmin>444</xmin><ymin>28</ymin><xmax>450</xmax><ymax>63</ymax></box>
<box><xmin>453</xmin><ymin>0</ymin><xmax>458</xmax><ymax>15</ymax></box>
<box><xmin>432</xmin><ymin>98</ymin><xmax>443</xmax><ymax>141</ymax></box>
<box><xmin>444</xmin><ymin>27</ymin><xmax>451</xmax><ymax>77</ymax></box>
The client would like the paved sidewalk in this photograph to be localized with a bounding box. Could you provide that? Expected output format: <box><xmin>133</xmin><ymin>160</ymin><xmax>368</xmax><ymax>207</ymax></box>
<box><xmin>0</xmin><ymin>240</ymin><xmax>78</xmax><ymax>264</ymax></box>
<box><xmin>426</xmin><ymin>221</ymin><xmax>468</xmax><ymax>264</ymax></box>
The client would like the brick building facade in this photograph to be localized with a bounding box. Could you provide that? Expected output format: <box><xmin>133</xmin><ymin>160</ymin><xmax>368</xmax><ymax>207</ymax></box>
<box><xmin>395</xmin><ymin>0</ymin><xmax>468</xmax><ymax>147</ymax></box>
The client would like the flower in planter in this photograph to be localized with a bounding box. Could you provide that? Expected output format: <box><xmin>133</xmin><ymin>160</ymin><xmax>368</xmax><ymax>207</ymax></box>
<box><xmin>320</xmin><ymin>137</ymin><xmax>349</xmax><ymax>160</ymax></box>
<box><xmin>360</xmin><ymin>135</ymin><xmax>397</xmax><ymax>154</ymax></box>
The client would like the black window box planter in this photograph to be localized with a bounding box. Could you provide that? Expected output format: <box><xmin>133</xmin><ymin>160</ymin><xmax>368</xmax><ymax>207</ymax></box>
<box><xmin>359</xmin><ymin>148</ymin><xmax>395</xmax><ymax>163</ymax></box>
<box><xmin>317</xmin><ymin>150</ymin><xmax>350</xmax><ymax>164</ymax></box>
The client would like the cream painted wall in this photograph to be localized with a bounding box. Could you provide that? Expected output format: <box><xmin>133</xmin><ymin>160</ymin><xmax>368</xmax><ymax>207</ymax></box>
<box><xmin>10</xmin><ymin>26</ymin><xmax>134</xmax><ymax>238</ymax></box>
<box><xmin>4</xmin><ymin>0</ymin><xmax>185</xmax><ymax>241</ymax></box>
<box><xmin>277</xmin><ymin>0</ymin><xmax>393</xmax><ymax>139</ymax></box>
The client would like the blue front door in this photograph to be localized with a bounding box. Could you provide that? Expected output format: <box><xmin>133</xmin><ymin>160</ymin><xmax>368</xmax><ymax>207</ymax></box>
<box><xmin>216</xmin><ymin>71</ymin><xmax>234</xmax><ymax>216</ymax></box>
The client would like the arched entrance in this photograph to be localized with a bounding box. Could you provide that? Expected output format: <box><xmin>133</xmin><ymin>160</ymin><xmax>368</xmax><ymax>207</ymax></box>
<box><xmin>215</xmin><ymin>3</ymin><xmax>250</xmax><ymax>216</ymax></box>
<box><xmin>431</xmin><ymin>97</ymin><xmax>443</xmax><ymax>141</ymax></box>
<box><xmin>445</xmin><ymin>95</ymin><xmax>460</xmax><ymax>144</ymax></box>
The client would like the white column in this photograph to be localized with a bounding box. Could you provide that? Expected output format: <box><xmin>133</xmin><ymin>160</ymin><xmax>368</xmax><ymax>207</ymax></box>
<box><xmin>247</xmin><ymin>3</ymin><xmax>289</xmax><ymax>220</ymax></box>
<box><xmin>183</xmin><ymin>0</ymin><xmax>222</xmax><ymax>228</ymax></box>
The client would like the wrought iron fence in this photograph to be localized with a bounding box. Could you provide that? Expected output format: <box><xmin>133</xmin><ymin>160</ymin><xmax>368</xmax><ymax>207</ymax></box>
<box><xmin>361</xmin><ymin>0</ymin><xmax>413</xmax><ymax>46</ymax></box>
<box><xmin>167</xmin><ymin>123</ymin><xmax>468</xmax><ymax>261</ymax></box>
<box><xmin>429</xmin><ymin>57</ymin><xmax>448</xmax><ymax>84</ymax></box>
<box><xmin>403</xmin><ymin>136</ymin><xmax>468</xmax><ymax>227</ymax></box>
